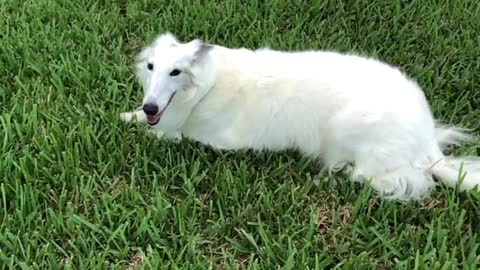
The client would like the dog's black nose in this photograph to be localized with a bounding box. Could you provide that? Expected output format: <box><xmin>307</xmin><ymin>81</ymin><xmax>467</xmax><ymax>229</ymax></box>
<box><xmin>143</xmin><ymin>103</ymin><xmax>159</xmax><ymax>115</ymax></box>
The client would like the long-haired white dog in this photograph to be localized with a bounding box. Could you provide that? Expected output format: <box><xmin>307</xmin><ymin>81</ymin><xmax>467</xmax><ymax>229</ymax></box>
<box><xmin>121</xmin><ymin>32</ymin><xmax>479</xmax><ymax>201</ymax></box>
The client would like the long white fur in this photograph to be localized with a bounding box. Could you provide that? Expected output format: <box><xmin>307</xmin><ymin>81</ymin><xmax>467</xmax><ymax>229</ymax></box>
<box><xmin>121</xmin><ymin>32</ymin><xmax>480</xmax><ymax>201</ymax></box>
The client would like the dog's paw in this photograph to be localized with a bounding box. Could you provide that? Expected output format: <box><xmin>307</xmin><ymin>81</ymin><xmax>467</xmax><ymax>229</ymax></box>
<box><xmin>120</xmin><ymin>112</ymin><xmax>134</xmax><ymax>122</ymax></box>
<box><xmin>120</xmin><ymin>110</ymin><xmax>147</xmax><ymax>124</ymax></box>
<box><xmin>165</xmin><ymin>131</ymin><xmax>183</xmax><ymax>143</ymax></box>
<box><xmin>147</xmin><ymin>129</ymin><xmax>165</xmax><ymax>139</ymax></box>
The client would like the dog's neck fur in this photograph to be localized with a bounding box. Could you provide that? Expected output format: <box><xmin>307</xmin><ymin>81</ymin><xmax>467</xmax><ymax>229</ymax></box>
<box><xmin>179</xmin><ymin>46</ymin><xmax>259</xmax><ymax>148</ymax></box>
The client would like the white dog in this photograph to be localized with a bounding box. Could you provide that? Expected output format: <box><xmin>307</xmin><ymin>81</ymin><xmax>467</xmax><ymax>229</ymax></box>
<box><xmin>120</xmin><ymin>32</ymin><xmax>479</xmax><ymax>201</ymax></box>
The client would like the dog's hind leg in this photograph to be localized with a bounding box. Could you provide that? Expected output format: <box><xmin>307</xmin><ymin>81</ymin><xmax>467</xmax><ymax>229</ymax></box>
<box><xmin>323</xmin><ymin>103</ymin><xmax>437</xmax><ymax>201</ymax></box>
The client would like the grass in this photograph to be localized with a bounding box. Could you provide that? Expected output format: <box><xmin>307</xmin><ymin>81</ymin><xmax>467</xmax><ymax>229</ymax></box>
<box><xmin>1</xmin><ymin>0</ymin><xmax>480</xmax><ymax>268</ymax></box>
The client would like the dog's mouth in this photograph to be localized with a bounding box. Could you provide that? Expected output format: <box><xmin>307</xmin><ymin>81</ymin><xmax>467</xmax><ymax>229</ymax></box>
<box><xmin>146</xmin><ymin>92</ymin><xmax>176</xmax><ymax>126</ymax></box>
<box><xmin>146</xmin><ymin>114</ymin><xmax>161</xmax><ymax>126</ymax></box>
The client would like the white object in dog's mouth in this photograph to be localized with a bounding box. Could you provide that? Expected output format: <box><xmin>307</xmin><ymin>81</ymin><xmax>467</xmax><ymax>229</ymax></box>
<box><xmin>146</xmin><ymin>92</ymin><xmax>176</xmax><ymax>126</ymax></box>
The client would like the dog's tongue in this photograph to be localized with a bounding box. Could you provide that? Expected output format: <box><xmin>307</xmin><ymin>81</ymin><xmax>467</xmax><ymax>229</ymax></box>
<box><xmin>147</xmin><ymin>114</ymin><xmax>161</xmax><ymax>125</ymax></box>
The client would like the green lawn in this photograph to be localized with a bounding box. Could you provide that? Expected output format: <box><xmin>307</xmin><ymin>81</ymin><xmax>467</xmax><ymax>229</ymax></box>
<box><xmin>1</xmin><ymin>0</ymin><xmax>480</xmax><ymax>269</ymax></box>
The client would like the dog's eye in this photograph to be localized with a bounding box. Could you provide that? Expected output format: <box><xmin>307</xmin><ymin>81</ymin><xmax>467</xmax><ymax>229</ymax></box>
<box><xmin>147</xmin><ymin>63</ymin><xmax>154</xmax><ymax>70</ymax></box>
<box><xmin>169</xmin><ymin>69</ymin><xmax>181</xmax><ymax>76</ymax></box>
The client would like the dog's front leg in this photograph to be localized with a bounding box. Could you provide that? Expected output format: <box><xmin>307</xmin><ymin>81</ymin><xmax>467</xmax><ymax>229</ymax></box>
<box><xmin>160</xmin><ymin>130</ymin><xmax>183</xmax><ymax>143</ymax></box>
<box><xmin>120</xmin><ymin>108</ymin><xmax>147</xmax><ymax>124</ymax></box>
<box><xmin>120</xmin><ymin>110</ymin><xmax>183</xmax><ymax>142</ymax></box>
<box><xmin>120</xmin><ymin>109</ymin><xmax>164</xmax><ymax>137</ymax></box>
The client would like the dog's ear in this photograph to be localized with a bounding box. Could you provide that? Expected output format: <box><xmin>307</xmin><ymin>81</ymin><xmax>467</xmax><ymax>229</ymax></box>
<box><xmin>184</xmin><ymin>39</ymin><xmax>213</xmax><ymax>65</ymax></box>
<box><xmin>154</xmin><ymin>32</ymin><xmax>179</xmax><ymax>47</ymax></box>
<box><xmin>135</xmin><ymin>45</ymin><xmax>151</xmax><ymax>65</ymax></box>
<box><xmin>134</xmin><ymin>45</ymin><xmax>152</xmax><ymax>90</ymax></box>
<box><xmin>136</xmin><ymin>32</ymin><xmax>180</xmax><ymax>64</ymax></box>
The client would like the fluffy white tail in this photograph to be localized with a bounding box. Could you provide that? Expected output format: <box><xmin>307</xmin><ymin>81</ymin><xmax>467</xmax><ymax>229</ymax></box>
<box><xmin>430</xmin><ymin>125</ymin><xmax>480</xmax><ymax>192</ymax></box>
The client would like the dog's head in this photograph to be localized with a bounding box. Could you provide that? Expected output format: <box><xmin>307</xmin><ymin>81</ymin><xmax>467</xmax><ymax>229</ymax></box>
<box><xmin>134</xmin><ymin>32</ymin><xmax>214</xmax><ymax>128</ymax></box>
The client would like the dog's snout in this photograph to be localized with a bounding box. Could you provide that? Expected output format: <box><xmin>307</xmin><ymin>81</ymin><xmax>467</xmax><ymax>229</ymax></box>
<box><xmin>143</xmin><ymin>103</ymin><xmax>159</xmax><ymax>115</ymax></box>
